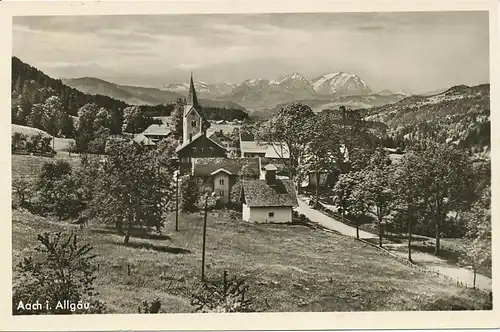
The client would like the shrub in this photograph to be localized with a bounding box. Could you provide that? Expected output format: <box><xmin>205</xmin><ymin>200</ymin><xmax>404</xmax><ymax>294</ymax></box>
<box><xmin>12</xmin><ymin>232</ymin><xmax>106</xmax><ymax>315</ymax></box>
<box><xmin>12</xmin><ymin>178</ymin><xmax>34</xmax><ymax>209</ymax></box>
<box><xmin>191</xmin><ymin>272</ymin><xmax>253</xmax><ymax>313</ymax></box>
<box><xmin>138</xmin><ymin>298</ymin><xmax>162</xmax><ymax>313</ymax></box>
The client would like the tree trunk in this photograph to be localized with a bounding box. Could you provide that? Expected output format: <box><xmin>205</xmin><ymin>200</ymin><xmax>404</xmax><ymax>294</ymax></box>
<box><xmin>315</xmin><ymin>173</ymin><xmax>320</xmax><ymax>207</ymax></box>
<box><xmin>356</xmin><ymin>223</ymin><xmax>359</xmax><ymax>240</ymax></box>
<box><xmin>408</xmin><ymin>216</ymin><xmax>413</xmax><ymax>263</ymax></box>
<box><xmin>473</xmin><ymin>267</ymin><xmax>477</xmax><ymax>289</ymax></box>
<box><xmin>434</xmin><ymin>218</ymin><xmax>441</xmax><ymax>255</ymax></box>
<box><xmin>378</xmin><ymin>218</ymin><xmax>383</xmax><ymax>247</ymax></box>
<box><xmin>123</xmin><ymin>209</ymin><xmax>133</xmax><ymax>245</ymax></box>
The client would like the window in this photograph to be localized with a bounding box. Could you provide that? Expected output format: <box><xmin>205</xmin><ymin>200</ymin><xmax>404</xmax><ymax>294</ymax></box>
<box><xmin>189</xmin><ymin>133</ymin><xmax>193</xmax><ymax>141</ymax></box>
<box><xmin>220</xmin><ymin>190</ymin><xmax>225</xmax><ymax>196</ymax></box>
<box><xmin>219</xmin><ymin>179</ymin><xmax>224</xmax><ymax>185</ymax></box>
<box><xmin>268</xmin><ymin>212</ymin><xmax>274</xmax><ymax>218</ymax></box>
<box><xmin>191</xmin><ymin>120</ymin><xmax>197</xmax><ymax>127</ymax></box>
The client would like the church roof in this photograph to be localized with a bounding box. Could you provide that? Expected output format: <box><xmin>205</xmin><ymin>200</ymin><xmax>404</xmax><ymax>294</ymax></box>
<box><xmin>187</xmin><ymin>73</ymin><xmax>199</xmax><ymax>107</ymax></box>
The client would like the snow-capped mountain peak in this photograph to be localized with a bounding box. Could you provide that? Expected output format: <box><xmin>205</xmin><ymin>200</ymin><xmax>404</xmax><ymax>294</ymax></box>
<box><xmin>311</xmin><ymin>72</ymin><xmax>371</xmax><ymax>95</ymax></box>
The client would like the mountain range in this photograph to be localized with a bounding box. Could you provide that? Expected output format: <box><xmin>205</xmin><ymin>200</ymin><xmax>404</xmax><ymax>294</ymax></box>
<box><xmin>62</xmin><ymin>77</ymin><xmax>245</xmax><ymax>110</ymax></box>
<box><xmin>163</xmin><ymin>72</ymin><xmax>409</xmax><ymax>110</ymax></box>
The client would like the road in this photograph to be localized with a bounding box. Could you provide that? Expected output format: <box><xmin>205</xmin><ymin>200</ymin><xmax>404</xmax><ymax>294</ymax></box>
<box><xmin>296</xmin><ymin>196</ymin><xmax>492</xmax><ymax>292</ymax></box>
<box><xmin>295</xmin><ymin>196</ymin><xmax>376</xmax><ymax>239</ymax></box>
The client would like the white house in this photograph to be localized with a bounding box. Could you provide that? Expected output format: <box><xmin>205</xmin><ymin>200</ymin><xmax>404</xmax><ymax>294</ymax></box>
<box><xmin>240</xmin><ymin>164</ymin><xmax>298</xmax><ymax>223</ymax></box>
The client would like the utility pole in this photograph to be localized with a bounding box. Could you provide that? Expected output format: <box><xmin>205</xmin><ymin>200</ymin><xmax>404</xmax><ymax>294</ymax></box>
<box><xmin>175</xmin><ymin>169</ymin><xmax>179</xmax><ymax>232</ymax></box>
<box><xmin>201</xmin><ymin>193</ymin><xmax>212</xmax><ymax>282</ymax></box>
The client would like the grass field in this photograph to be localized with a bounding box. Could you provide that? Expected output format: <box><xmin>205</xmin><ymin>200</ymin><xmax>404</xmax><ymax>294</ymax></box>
<box><xmin>12</xmin><ymin>124</ymin><xmax>74</xmax><ymax>152</ymax></box>
<box><xmin>12</xmin><ymin>153</ymin><xmax>81</xmax><ymax>183</ymax></box>
<box><xmin>12</xmin><ymin>209</ymin><xmax>491</xmax><ymax>313</ymax></box>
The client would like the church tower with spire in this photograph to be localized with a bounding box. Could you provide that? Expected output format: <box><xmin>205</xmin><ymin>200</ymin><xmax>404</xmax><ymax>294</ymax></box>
<box><xmin>182</xmin><ymin>73</ymin><xmax>205</xmax><ymax>144</ymax></box>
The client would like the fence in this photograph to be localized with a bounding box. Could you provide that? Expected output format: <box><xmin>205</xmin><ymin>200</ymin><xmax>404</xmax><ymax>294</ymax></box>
<box><xmin>358</xmin><ymin>238</ymin><xmax>490</xmax><ymax>295</ymax></box>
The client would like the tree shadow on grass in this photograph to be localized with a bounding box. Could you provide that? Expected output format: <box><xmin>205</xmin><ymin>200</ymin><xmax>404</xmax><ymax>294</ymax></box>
<box><xmin>91</xmin><ymin>227</ymin><xmax>172</xmax><ymax>241</ymax></box>
<box><xmin>115</xmin><ymin>241</ymin><xmax>192</xmax><ymax>254</ymax></box>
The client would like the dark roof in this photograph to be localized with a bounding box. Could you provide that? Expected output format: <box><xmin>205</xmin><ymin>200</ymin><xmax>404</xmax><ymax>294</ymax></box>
<box><xmin>193</xmin><ymin>157</ymin><xmax>260</xmax><ymax>177</ymax></box>
<box><xmin>187</xmin><ymin>73</ymin><xmax>199</xmax><ymax>108</ymax></box>
<box><xmin>175</xmin><ymin>132</ymin><xmax>226</xmax><ymax>153</ymax></box>
<box><xmin>241</xmin><ymin>179</ymin><xmax>298</xmax><ymax>207</ymax></box>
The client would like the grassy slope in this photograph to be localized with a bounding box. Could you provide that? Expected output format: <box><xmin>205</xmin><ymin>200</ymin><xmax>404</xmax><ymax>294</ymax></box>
<box><xmin>12</xmin><ymin>154</ymin><xmax>80</xmax><ymax>184</ymax></box>
<box><xmin>12</xmin><ymin>209</ymin><xmax>490</xmax><ymax>313</ymax></box>
<box><xmin>12</xmin><ymin>124</ymin><xmax>74</xmax><ymax>152</ymax></box>
<box><xmin>11</xmin><ymin>154</ymin><xmax>490</xmax><ymax>313</ymax></box>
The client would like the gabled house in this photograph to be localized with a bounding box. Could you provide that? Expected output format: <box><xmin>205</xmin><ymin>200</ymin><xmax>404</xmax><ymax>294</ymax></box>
<box><xmin>192</xmin><ymin>157</ymin><xmax>260</xmax><ymax>203</ymax></box>
<box><xmin>207</xmin><ymin>130</ymin><xmax>238</xmax><ymax>153</ymax></box>
<box><xmin>142</xmin><ymin>124</ymin><xmax>172</xmax><ymax>143</ymax></box>
<box><xmin>132</xmin><ymin>133</ymin><xmax>156</xmax><ymax>148</ymax></box>
<box><xmin>240</xmin><ymin>164</ymin><xmax>298</xmax><ymax>223</ymax></box>
<box><xmin>176</xmin><ymin>132</ymin><xmax>227</xmax><ymax>174</ymax></box>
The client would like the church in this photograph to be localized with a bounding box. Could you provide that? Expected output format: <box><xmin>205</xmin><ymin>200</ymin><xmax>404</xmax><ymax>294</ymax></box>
<box><xmin>176</xmin><ymin>74</ymin><xmax>227</xmax><ymax>174</ymax></box>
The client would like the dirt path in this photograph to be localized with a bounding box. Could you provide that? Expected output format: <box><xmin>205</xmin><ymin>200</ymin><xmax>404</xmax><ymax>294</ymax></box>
<box><xmin>296</xmin><ymin>196</ymin><xmax>492</xmax><ymax>292</ymax></box>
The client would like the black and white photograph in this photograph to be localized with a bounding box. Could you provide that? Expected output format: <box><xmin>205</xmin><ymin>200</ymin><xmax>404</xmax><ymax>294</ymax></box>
<box><xmin>1</xmin><ymin>0</ymin><xmax>498</xmax><ymax>330</ymax></box>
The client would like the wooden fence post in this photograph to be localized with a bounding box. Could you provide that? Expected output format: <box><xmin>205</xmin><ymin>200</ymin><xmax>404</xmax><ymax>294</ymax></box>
<box><xmin>128</xmin><ymin>264</ymin><xmax>131</xmax><ymax>276</ymax></box>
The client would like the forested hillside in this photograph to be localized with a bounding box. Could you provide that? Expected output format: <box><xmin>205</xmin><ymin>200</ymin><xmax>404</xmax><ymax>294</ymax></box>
<box><xmin>12</xmin><ymin>56</ymin><xmax>128</xmax><ymax>117</ymax></box>
<box><xmin>362</xmin><ymin>84</ymin><xmax>490</xmax><ymax>154</ymax></box>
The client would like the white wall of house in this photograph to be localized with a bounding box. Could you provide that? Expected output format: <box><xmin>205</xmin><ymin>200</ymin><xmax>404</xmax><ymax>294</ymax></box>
<box><xmin>242</xmin><ymin>205</ymin><xmax>292</xmax><ymax>223</ymax></box>
<box><xmin>213</xmin><ymin>172</ymin><xmax>230</xmax><ymax>203</ymax></box>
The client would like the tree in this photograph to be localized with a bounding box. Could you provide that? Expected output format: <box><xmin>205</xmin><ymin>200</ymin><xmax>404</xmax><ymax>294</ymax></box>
<box><xmin>13</xmin><ymin>232</ymin><xmax>106</xmax><ymax>315</ymax></box>
<box><xmin>170</xmin><ymin>98</ymin><xmax>185</xmax><ymax>141</ymax></box>
<box><xmin>256</xmin><ymin>102</ymin><xmax>316</xmax><ymax>183</ymax></box>
<box><xmin>41</xmin><ymin>95</ymin><xmax>64</xmax><ymax>136</ymax></box>
<box><xmin>12</xmin><ymin>132</ymin><xmax>28</xmax><ymax>152</ymax></box>
<box><xmin>27</xmin><ymin>103</ymin><xmax>44</xmax><ymax>129</ymax></box>
<box><xmin>393</xmin><ymin>151</ymin><xmax>426</xmax><ymax>262</ymax></box>
<box><xmin>76</xmin><ymin>103</ymin><xmax>111</xmax><ymax>152</ymax></box>
<box><xmin>298</xmin><ymin>113</ymin><xmax>343</xmax><ymax>206</ymax></box>
<box><xmin>179</xmin><ymin>175</ymin><xmax>200</xmax><ymax>212</ymax></box>
<box><xmin>332</xmin><ymin>171</ymin><xmax>365</xmax><ymax>239</ymax></box>
<box><xmin>411</xmin><ymin>141</ymin><xmax>475</xmax><ymax>255</ymax></box>
<box><xmin>351</xmin><ymin>150</ymin><xmax>394</xmax><ymax>246</ymax></box>
<box><xmin>460</xmin><ymin>186</ymin><xmax>491</xmax><ymax>288</ymax></box>
<box><xmin>36</xmin><ymin>160</ymin><xmax>84</xmax><ymax>220</ymax></box>
<box><xmin>59</xmin><ymin>113</ymin><xmax>75</xmax><ymax>138</ymax></box>
<box><xmin>83</xmin><ymin>142</ymin><xmax>174</xmax><ymax>244</ymax></box>
<box><xmin>122</xmin><ymin>106</ymin><xmax>152</xmax><ymax>134</ymax></box>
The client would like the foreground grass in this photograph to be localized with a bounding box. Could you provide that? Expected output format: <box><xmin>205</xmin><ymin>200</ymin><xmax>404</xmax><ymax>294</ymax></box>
<box><xmin>12</xmin><ymin>209</ymin><xmax>491</xmax><ymax>314</ymax></box>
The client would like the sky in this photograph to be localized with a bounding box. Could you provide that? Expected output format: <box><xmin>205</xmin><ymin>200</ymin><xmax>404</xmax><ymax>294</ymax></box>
<box><xmin>12</xmin><ymin>11</ymin><xmax>490</xmax><ymax>94</ymax></box>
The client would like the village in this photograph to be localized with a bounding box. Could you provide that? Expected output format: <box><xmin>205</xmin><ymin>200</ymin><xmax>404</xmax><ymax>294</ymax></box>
<box><xmin>9</xmin><ymin>12</ymin><xmax>492</xmax><ymax>316</ymax></box>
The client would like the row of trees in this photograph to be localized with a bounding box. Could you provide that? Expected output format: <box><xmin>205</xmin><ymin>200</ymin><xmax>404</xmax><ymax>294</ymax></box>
<box><xmin>257</xmin><ymin>102</ymin><xmax>490</xmax><ymax>264</ymax></box>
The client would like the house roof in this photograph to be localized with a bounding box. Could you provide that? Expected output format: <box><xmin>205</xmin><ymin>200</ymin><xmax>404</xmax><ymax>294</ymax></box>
<box><xmin>264</xmin><ymin>144</ymin><xmax>290</xmax><ymax>159</ymax></box>
<box><xmin>143</xmin><ymin>124</ymin><xmax>171</xmax><ymax>137</ymax></box>
<box><xmin>241</xmin><ymin>179</ymin><xmax>298</xmax><ymax>208</ymax></box>
<box><xmin>192</xmin><ymin>157</ymin><xmax>260</xmax><ymax>177</ymax></box>
<box><xmin>133</xmin><ymin>134</ymin><xmax>156</xmax><ymax>146</ymax></box>
<box><xmin>240</xmin><ymin>141</ymin><xmax>268</xmax><ymax>154</ymax></box>
<box><xmin>175</xmin><ymin>132</ymin><xmax>226</xmax><ymax>153</ymax></box>
<box><xmin>210</xmin><ymin>168</ymin><xmax>233</xmax><ymax>176</ymax></box>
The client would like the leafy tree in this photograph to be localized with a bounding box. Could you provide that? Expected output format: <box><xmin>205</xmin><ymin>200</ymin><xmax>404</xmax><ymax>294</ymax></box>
<box><xmin>170</xmin><ymin>98</ymin><xmax>185</xmax><ymax>141</ymax></box>
<box><xmin>12</xmin><ymin>178</ymin><xmax>34</xmax><ymax>209</ymax></box>
<box><xmin>41</xmin><ymin>95</ymin><xmax>64</xmax><ymax>136</ymax></box>
<box><xmin>83</xmin><ymin>142</ymin><xmax>174</xmax><ymax>244</ymax></box>
<box><xmin>256</xmin><ymin>102</ymin><xmax>316</xmax><ymax>182</ymax></box>
<box><xmin>36</xmin><ymin>160</ymin><xmax>84</xmax><ymax>220</ymax></box>
<box><xmin>59</xmin><ymin>113</ymin><xmax>75</xmax><ymax>138</ymax></box>
<box><xmin>179</xmin><ymin>175</ymin><xmax>200</xmax><ymax>212</ymax></box>
<box><xmin>27</xmin><ymin>103</ymin><xmax>44</xmax><ymax>129</ymax></box>
<box><xmin>332</xmin><ymin>171</ymin><xmax>367</xmax><ymax>239</ymax></box>
<box><xmin>13</xmin><ymin>232</ymin><xmax>106</xmax><ymax>315</ymax></box>
<box><xmin>299</xmin><ymin>113</ymin><xmax>343</xmax><ymax>206</ymax></box>
<box><xmin>76</xmin><ymin>103</ymin><xmax>111</xmax><ymax>152</ymax></box>
<box><xmin>12</xmin><ymin>132</ymin><xmax>27</xmax><ymax>152</ymax></box>
<box><xmin>122</xmin><ymin>106</ymin><xmax>152</xmax><ymax>133</ymax></box>
<box><xmin>411</xmin><ymin>141</ymin><xmax>475</xmax><ymax>255</ymax></box>
<box><xmin>460</xmin><ymin>186</ymin><xmax>491</xmax><ymax>288</ymax></box>
<box><xmin>393</xmin><ymin>151</ymin><xmax>426</xmax><ymax>262</ymax></box>
<box><xmin>351</xmin><ymin>150</ymin><xmax>394</xmax><ymax>246</ymax></box>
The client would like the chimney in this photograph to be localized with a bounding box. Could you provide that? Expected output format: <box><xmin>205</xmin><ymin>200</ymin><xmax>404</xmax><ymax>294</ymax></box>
<box><xmin>264</xmin><ymin>164</ymin><xmax>278</xmax><ymax>185</ymax></box>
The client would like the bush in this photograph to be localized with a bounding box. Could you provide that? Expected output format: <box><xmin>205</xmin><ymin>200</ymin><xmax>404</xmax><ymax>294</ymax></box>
<box><xmin>191</xmin><ymin>272</ymin><xmax>253</xmax><ymax>313</ymax></box>
<box><xmin>138</xmin><ymin>298</ymin><xmax>162</xmax><ymax>313</ymax></box>
<box><xmin>12</xmin><ymin>232</ymin><xmax>106</xmax><ymax>315</ymax></box>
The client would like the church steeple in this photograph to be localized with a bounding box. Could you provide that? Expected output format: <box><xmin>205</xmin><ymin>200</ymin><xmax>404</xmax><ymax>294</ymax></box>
<box><xmin>187</xmin><ymin>72</ymin><xmax>199</xmax><ymax>107</ymax></box>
